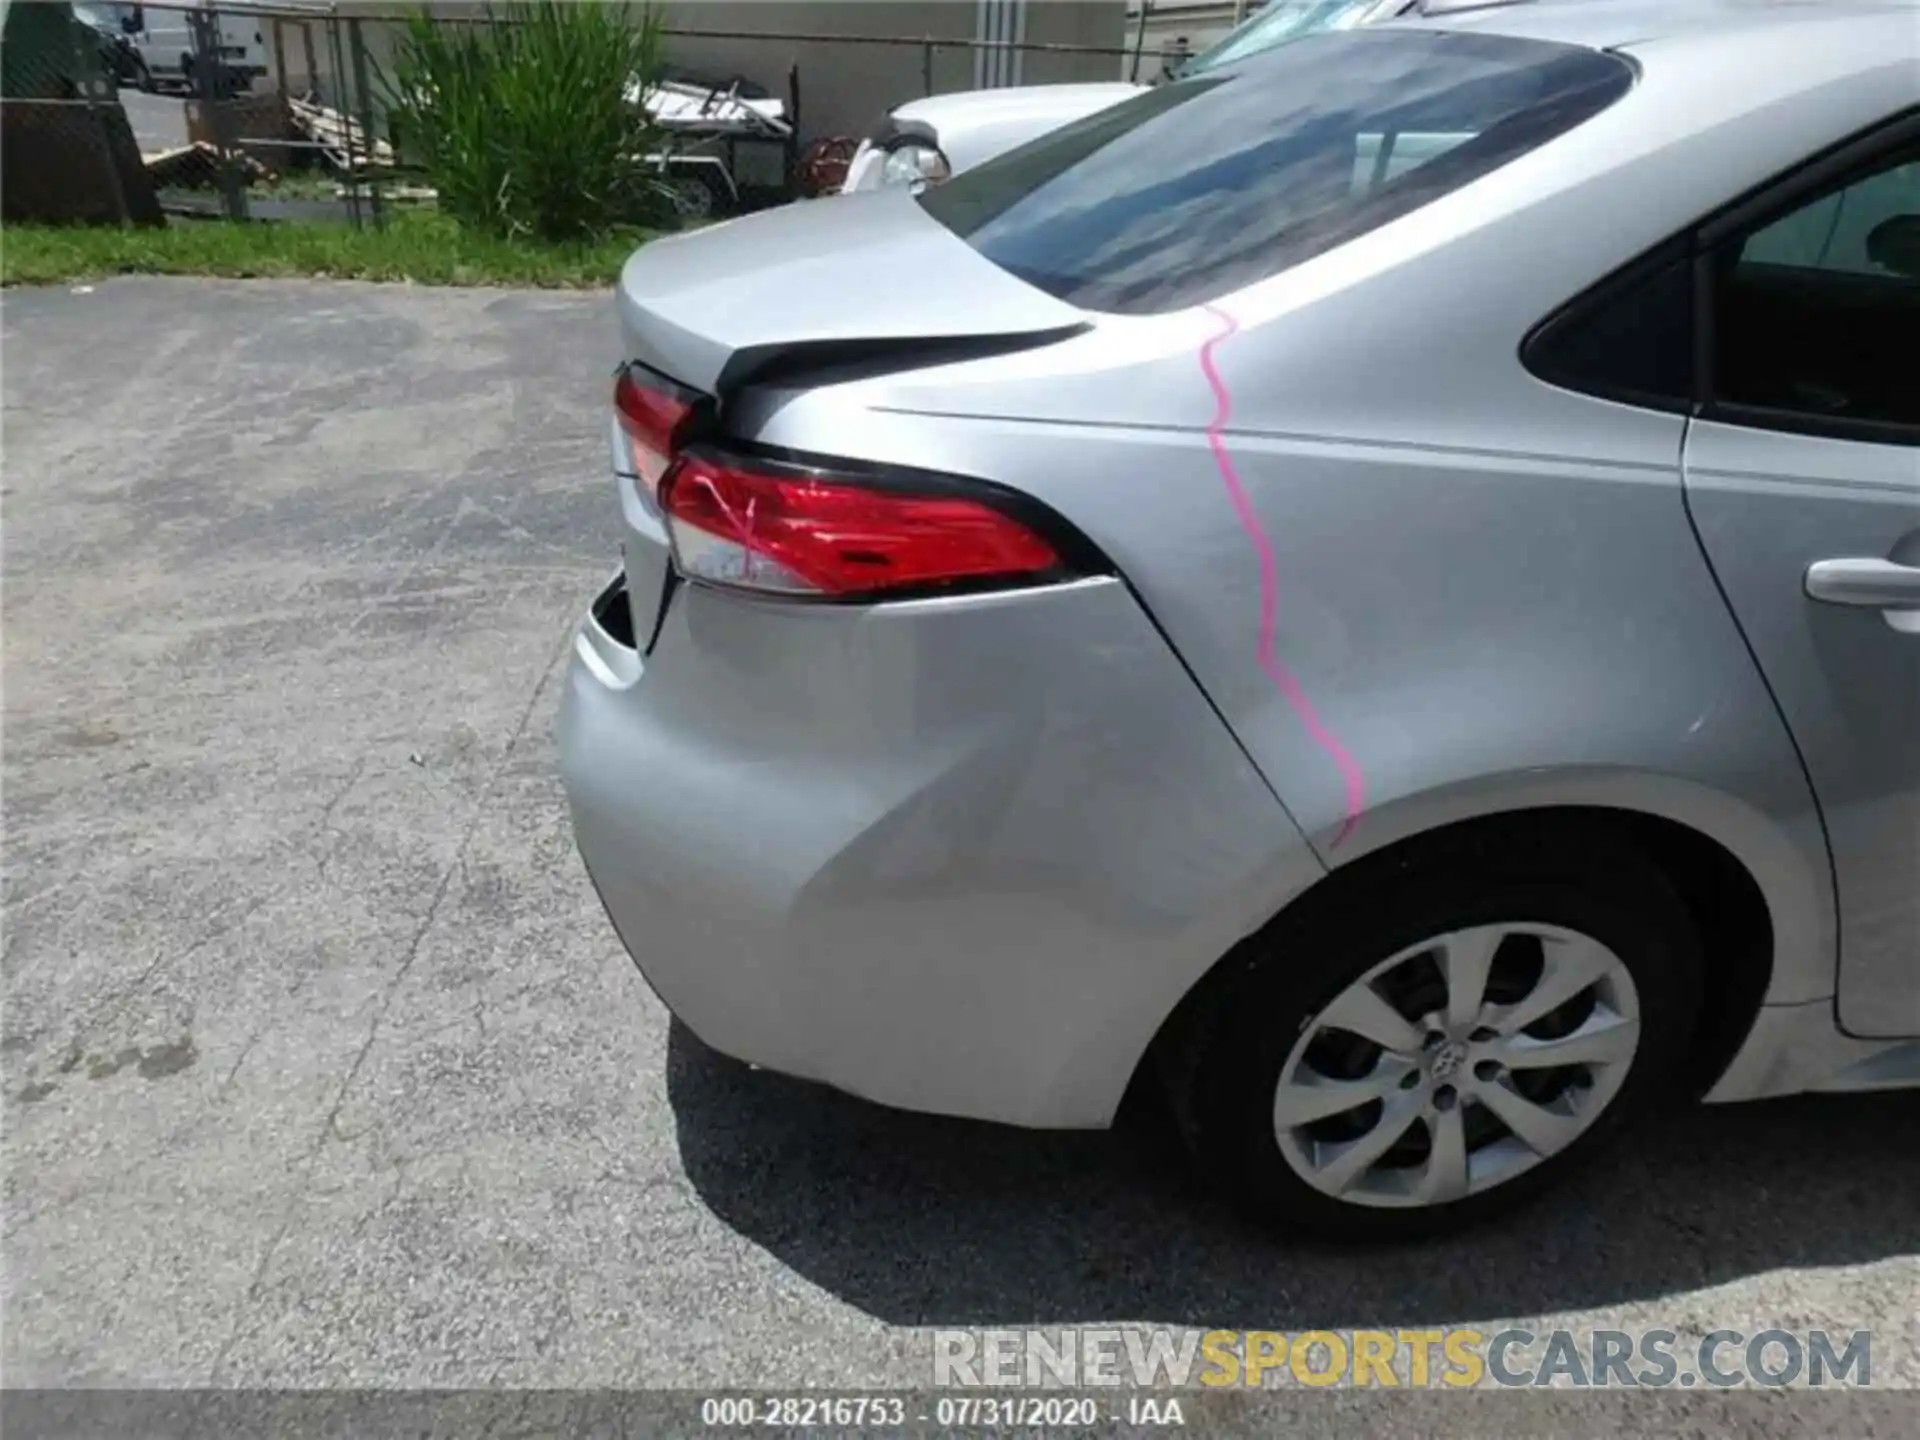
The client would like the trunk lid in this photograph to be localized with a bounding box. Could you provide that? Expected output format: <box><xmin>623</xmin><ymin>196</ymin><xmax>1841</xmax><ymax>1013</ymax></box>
<box><xmin>610</xmin><ymin>192</ymin><xmax>1088</xmax><ymax>646</ymax></box>
<box><xmin>615</xmin><ymin>191</ymin><xmax>1088</xmax><ymax>395</ymax></box>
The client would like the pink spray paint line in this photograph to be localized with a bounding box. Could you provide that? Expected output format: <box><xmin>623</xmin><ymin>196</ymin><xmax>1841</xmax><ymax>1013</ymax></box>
<box><xmin>1198</xmin><ymin>303</ymin><xmax>1367</xmax><ymax>850</ymax></box>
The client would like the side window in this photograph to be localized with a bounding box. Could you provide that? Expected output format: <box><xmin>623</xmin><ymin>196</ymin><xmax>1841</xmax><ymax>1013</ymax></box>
<box><xmin>1710</xmin><ymin>144</ymin><xmax>1920</xmax><ymax>431</ymax></box>
<box><xmin>1521</xmin><ymin>245</ymin><xmax>1694</xmax><ymax>412</ymax></box>
<box><xmin>1738</xmin><ymin>158</ymin><xmax>1920</xmax><ymax>276</ymax></box>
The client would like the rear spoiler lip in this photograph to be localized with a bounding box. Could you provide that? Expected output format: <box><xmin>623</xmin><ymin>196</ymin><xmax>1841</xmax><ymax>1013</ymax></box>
<box><xmin>619</xmin><ymin>324</ymin><xmax>1091</xmax><ymax>405</ymax></box>
<box><xmin>707</xmin><ymin>324</ymin><xmax>1093</xmax><ymax>396</ymax></box>
<box><xmin>618</xmin><ymin>297</ymin><xmax>1092</xmax><ymax>400</ymax></box>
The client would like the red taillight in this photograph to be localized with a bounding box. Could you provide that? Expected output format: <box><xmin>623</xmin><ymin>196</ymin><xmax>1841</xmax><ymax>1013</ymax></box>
<box><xmin>660</xmin><ymin>454</ymin><xmax>1064</xmax><ymax>598</ymax></box>
<box><xmin>613</xmin><ymin>367</ymin><xmax>697</xmax><ymax>498</ymax></box>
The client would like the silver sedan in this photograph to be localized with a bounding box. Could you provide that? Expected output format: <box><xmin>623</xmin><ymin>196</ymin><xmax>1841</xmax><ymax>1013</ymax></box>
<box><xmin>560</xmin><ymin>0</ymin><xmax>1920</xmax><ymax>1239</ymax></box>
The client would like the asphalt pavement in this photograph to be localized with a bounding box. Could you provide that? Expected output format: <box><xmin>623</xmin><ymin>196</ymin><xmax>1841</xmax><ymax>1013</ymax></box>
<box><xmin>2</xmin><ymin>280</ymin><xmax>1915</xmax><ymax>1429</ymax></box>
<box><xmin>119</xmin><ymin>87</ymin><xmax>191</xmax><ymax>156</ymax></box>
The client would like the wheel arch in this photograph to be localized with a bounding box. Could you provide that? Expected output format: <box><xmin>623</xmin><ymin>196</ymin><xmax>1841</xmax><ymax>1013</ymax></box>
<box><xmin>1134</xmin><ymin>788</ymin><xmax>1818</xmax><ymax>1131</ymax></box>
<box><xmin>1328</xmin><ymin>767</ymin><xmax>1829</xmax><ymax>1010</ymax></box>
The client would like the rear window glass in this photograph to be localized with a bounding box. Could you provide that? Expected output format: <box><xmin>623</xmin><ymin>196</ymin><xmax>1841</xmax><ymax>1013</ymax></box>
<box><xmin>919</xmin><ymin>30</ymin><xmax>1635</xmax><ymax>315</ymax></box>
<box><xmin>1178</xmin><ymin>0</ymin><xmax>1387</xmax><ymax>76</ymax></box>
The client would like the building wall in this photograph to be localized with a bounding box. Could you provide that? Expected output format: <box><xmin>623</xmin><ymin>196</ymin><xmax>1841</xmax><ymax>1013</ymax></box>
<box><xmin>1126</xmin><ymin>0</ymin><xmax>1251</xmax><ymax>76</ymax></box>
<box><xmin>1021</xmin><ymin>0</ymin><xmax>1135</xmax><ymax>85</ymax></box>
<box><xmin>969</xmin><ymin>0</ymin><xmax>1133</xmax><ymax>87</ymax></box>
<box><xmin>276</xmin><ymin>2</ymin><xmax>1127</xmax><ymax>150</ymax></box>
<box><xmin>656</xmin><ymin>0</ymin><xmax>976</xmax><ymax>142</ymax></box>
<box><xmin>655</xmin><ymin>1</ymin><xmax>1128</xmax><ymax>142</ymax></box>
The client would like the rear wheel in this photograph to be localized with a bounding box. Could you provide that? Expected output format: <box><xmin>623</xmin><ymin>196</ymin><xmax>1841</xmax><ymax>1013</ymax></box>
<box><xmin>667</xmin><ymin>173</ymin><xmax>722</xmax><ymax>220</ymax></box>
<box><xmin>1188</xmin><ymin>828</ymin><xmax>1702</xmax><ymax>1240</ymax></box>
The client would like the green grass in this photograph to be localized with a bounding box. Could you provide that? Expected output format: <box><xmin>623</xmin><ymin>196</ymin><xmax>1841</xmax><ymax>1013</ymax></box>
<box><xmin>0</xmin><ymin>210</ymin><xmax>653</xmax><ymax>289</ymax></box>
<box><xmin>382</xmin><ymin>1</ymin><xmax>672</xmax><ymax>243</ymax></box>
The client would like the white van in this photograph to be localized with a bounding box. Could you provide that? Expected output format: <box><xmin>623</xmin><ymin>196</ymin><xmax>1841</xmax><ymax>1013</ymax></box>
<box><xmin>97</xmin><ymin>2</ymin><xmax>269</xmax><ymax>96</ymax></box>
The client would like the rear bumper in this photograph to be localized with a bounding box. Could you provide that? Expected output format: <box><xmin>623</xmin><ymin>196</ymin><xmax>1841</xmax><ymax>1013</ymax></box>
<box><xmin>558</xmin><ymin>572</ymin><xmax>1320</xmax><ymax>1129</ymax></box>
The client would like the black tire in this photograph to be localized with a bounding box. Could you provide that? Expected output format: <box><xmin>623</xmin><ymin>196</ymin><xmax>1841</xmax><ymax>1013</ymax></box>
<box><xmin>1185</xmin><ymin>822</ymin><xmax>1703</xmax><ymax>1242</ymax></box>
<box><xmin>668</xmin><ymin>174</ymin><xmax>722</xmax><ymax>220</ymax></box>
<box><xmin>132</xmin><ymin>58</ymin><xmax>153</xmax><ymax>93</ymax></box>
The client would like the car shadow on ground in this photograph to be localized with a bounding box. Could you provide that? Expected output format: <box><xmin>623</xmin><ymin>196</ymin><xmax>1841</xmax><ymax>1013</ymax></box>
<box><xmin>666</xmin><ymin>1021</ymin><xmax>1920</xmax><ymax>1329</ymax></box>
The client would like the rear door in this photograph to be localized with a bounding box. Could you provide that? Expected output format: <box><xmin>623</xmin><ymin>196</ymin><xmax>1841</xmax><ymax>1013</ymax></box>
<box><xmin>1681</xmin><ymin>125</ymin><xmax>1920</xmax><ymax>1037</ymax></box>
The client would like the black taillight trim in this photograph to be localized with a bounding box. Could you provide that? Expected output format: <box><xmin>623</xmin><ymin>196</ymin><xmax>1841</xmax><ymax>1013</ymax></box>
<box><xmin>617</xmin><ymin>359</ymin><xmax>709</xmax><ymax>411</ymax></box>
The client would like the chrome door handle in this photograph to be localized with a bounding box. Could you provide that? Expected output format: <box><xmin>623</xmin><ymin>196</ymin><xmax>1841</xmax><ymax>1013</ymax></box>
<box><xmin>1807</xmin><ymin>558</ymin><xmax>1920</xmax><ymax>633</ymax></box>
<box><xmin>1806</xmin><ymin>558</ymin><xmax>1920</xmax><ymax>606</ymax></box>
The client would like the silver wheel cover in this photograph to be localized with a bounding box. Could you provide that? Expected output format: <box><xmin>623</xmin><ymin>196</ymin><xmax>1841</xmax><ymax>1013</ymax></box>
<box><xmin>1273</xmin><ymin>923</ymin><xmax>1641</xmax><ymax>1209</ymax></box>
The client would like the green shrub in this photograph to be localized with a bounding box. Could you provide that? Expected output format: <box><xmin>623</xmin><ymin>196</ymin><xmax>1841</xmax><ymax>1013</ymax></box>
<box><xmin>381</xmin><ymin>2</ymin><xmax>669</xmax><ymax>243</ymax></box>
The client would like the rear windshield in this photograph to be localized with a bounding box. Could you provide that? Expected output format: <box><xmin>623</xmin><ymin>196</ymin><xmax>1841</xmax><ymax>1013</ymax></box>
<box><xmin>919</xmin><ymin>30</ymin><xmax>1635</xmax><ymax>315</ymax></box>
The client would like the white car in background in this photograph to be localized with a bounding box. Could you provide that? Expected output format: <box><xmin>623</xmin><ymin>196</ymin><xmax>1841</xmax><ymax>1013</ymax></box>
<box><xmin>841</xmin><ymin>0</ymin><xmax>1426</xmax><ymax>193</ymax></box>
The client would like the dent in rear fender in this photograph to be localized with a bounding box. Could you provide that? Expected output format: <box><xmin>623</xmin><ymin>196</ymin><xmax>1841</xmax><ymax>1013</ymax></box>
<box><xmin>581</xmin><ymin>575</ymin><xmax>1324</xmax><ymax>1127</ymax></box>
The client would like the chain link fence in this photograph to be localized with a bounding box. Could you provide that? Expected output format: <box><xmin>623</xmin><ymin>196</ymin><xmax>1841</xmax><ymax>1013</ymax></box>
<box><xmin>4</xmin><ymin>1</ymin><xmax>1158</xmax><ymax>229</ymax></box>
<box><xmin>0</xmin><ymin>1</ymin><xmax>394</xmax><ymax>226</ymax></box>
<box><xmin>133</xmin><ymin>0</ymin><xmax>393</xmax><ymax>225</ymax></box>
<box><xmin>0</xmin><ymin>0</ymin><xmax>161</xmax><ymax>224</ymax></box>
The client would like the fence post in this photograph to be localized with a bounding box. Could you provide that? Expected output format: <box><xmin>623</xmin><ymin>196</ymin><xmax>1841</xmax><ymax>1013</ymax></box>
<box><xmin>192</xmin><ymin>5</ymin><xmax>249</xmax><ymax>221</ymax></box>
<box><xmin>784</xmin><ymin>62</ymin><xmax>801</xmax><ymax>195</ymax></box>
<box><xmin>921</xmin><ymin>37</ymin><xmax>933</xmax><ymax>96</ymax></box>
<box><xmin>325</xmin><ymin>5</ymin><xmax>361</xmax><ymax>228</ymax></box>
<box><xmin>347</xmin><ymin>16</ymin><xmax>383</xmax><ymax>229</ymax></box>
